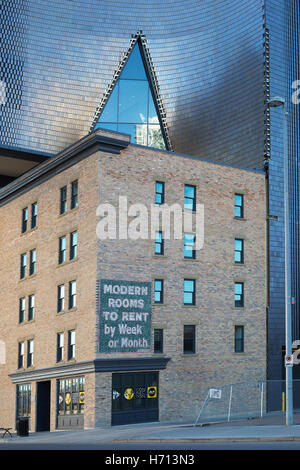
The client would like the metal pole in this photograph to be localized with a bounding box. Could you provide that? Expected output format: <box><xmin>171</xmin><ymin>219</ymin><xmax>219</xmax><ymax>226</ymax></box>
<box><xmin>194</xmin><ymin>391</ymin><xmax>210</xmax><ymax>426</ymax></box>
<box><xmin>282</xmin><ymin>106</ymin><xmax>293</xmax><ymax>425</ymax></box>
<box><xmin>227</xmin><ymin>386</ymin><xmax>233</xmax><ymax>422</ymax></box>
<box><xmin>260</xmin><ymin>381</ymin><xmax>264</xmax><ymax>418</ymax></box>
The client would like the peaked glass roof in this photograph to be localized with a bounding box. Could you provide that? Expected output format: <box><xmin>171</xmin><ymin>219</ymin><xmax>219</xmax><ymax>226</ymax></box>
<box><xmin>94</xmin><ymin>42</ymin><xmax>166</xmax><ymax>149</ymax></box>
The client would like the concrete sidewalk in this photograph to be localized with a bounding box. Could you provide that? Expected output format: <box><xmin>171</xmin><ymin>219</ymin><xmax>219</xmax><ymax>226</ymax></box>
<box><xmin>110</xmin><ymin>413</ymin><xmax>300</xmax><ymax>443</ymax></box>
<box><xmin>3</xmin><ymin>413</ymin><xmax>300</xmax><ymax>445</ymax></box>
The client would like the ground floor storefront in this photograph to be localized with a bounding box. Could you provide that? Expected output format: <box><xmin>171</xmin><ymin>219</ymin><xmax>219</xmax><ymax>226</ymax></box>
<box><xmin>9</xmin><ymin>357</ymin><xmax>170</xmax><ymax>432</ymax></box>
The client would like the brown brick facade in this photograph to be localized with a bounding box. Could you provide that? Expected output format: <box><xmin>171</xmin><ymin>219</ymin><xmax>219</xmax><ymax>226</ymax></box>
<box><xmin>0</xmin><ymin>129</ymin><xmax>266</xmax><ymax>431</ymax></box>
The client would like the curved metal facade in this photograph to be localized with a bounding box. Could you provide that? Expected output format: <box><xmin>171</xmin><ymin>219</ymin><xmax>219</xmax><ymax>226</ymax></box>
<box><xmin>0</xmin><ymin>0</ymin><xmax>265</xmax><ymax>168</ymax></box>
<box><xmin>2</xmin><ymin>0</ymin><xmax>300</xmax><ymax>389</ymax></box>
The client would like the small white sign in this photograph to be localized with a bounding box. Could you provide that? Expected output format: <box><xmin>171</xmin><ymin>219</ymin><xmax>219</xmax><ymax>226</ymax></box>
<box><xmin>285</xmin><ymin>354</ymin><xmax>294</xmax><ymax>367</ymax></box>
<box><xmin>209</xmin><ymin>388</ymin><xmax>222</xmax><ymax>399</ymax></box>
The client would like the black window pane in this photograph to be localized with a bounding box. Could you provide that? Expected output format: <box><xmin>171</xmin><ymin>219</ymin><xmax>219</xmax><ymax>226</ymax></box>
<box><xmin>235</xmin><ymin>326</ymin><xmax>244</xmax><ymax>353</ymax></box>
<box><xmin>70</xmin><ymin>231</ymin><xmax>77</xmax><ymax>260</ymax></box>
<box><xmin>69</xmin><ymin>281</ymin><xmax>76</xmax><ymax>309</ymax></box>
<box><xmin>28</xmin><ymin>295</ymin><xmax>34</xmax><ymax>321</ymax></box>
<box><xmin>71</xmin><ymin>180</ymin><xmax>78</xmax><ymax>210</ymax></box>
<box><xmin>154</xmin><ymin>329</ymin><xmax>163</xmax><ymax>353</ymax></box>
<box><xmin>60</xmin><ymin>186</ymin><xmax>67</xmax><ymax>214</ymax></box>
<box><xmin>31</xmin><ymin>202</ymin><xmax>37</xmax><ymax>229</ymax></box>
<box><xmin>19</xmin><ymin>298</ymin><xmax>25</xmax><ymax>323</ymax></box>
<box><xmin>18</xmin><ymin>342</ymin><xmax>24</xmax><ymax>369</ymax></box>
<box><xmin>68</xmin><ymin>331</ymin><xmax>75</xmax><ymax>360</ymax></box>
<box><xmin>184</xmin><ymin>325</ymin><xmax>195</xmax><ymax>354</ymax></box>
<box><xmin>58</xmin><ymin>236</ymin><xmax>66</xmax><ymax>264</ymax></box>
<box><xmin>57</xmin><ymin>333</ymin><xmax>64</xmax><ymax>362</ymax></box>
<box><xmin>20</xmin><ymin>253</ymin><xmax>26</xmax><ymax>279</ymax></box>
<box><xmin>27</xmin><ymin>340</ymin><xmax>33</xmax><ymax>368</ymax></box>
<box><xmin>29</xmin><ymin>249</ymin><xmax>36</xmax><ymax>276</ymax></box>
<box><xmin>57</xmin><ymin>285</ymin><xmax>65</xmax><ymax>313</ymax></box>
<box><xmin>22</xmin><ymin>208</ymin><xmax>28</xmax><ymax>233</ymax></box>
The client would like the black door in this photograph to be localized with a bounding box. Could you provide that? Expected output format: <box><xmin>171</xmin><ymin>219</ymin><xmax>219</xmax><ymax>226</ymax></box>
<box><xmin>36</xmin><ymin>381</ymin><xmax>51</xmax><ymax>432</ymax></box>
<box><xmin>112</xmin><ymin>372</ymin><xmax>159</xmax><ymax>426</ymax></box>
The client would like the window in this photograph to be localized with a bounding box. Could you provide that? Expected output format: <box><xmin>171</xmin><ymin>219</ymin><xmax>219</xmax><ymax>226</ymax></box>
<box><xmin>20</xmin><ymin>253</ymin><xmax>27</xmax><ymax>279</ymax></box>
<box><xmin>28</xmin><ymin>294</ymin><xmax>35</xmax><ymax>321</ymax></box>
<box><xmin>29</xmin><ymin>249</ymin><xmax>36</xmax><ymax>276</ymax></box>
<box><xmin>57</xmin><ymin>285</ymin><xmax>65</xmax><ymax>313</ymax></box>
<box><xmin>19</xmin><ymin>297</ymin><xmax>25</xmax><ymax>324</ymax></box>
<box><xmin>69</xmin><ymin>281</ymin><xmax>76</xmax><ymax>309</ymax></box>
<box><xmin>16</xmin><ymin>384</ymin><xmax>31</xmax><ymax>418</ymax></box>
<box><xmin>58</xmin><ymin>377</ymin><xmax>85</xmax><ymax>417</ymax></box>
<box><xmin>154</xmin><ymin>329</ymin><xmax>163</xmax><ymax>353</ymax></box>
<box><xmin>235</xmin><ymin>326</ymin><xmax>244</xmax><ymax>353</ymax></box>
<box><xmin>183</xmin><ymin>325</ymin><xmax>196</xmax><ymax>354</ymax></box>
<box><xmin>71</xmin><ymin>180</ymin><xmax>78</xmax><ymax>210</ymax></box>
<box><xmin>68</xmin><ymin>330</ymin><xmax>76</xmax><ymax>360</ymax></box>
<box><xmin>235</xmin><ymin>239</ymin><xmax>244</xmax><ymax>264</ymax></box>
<box><xmin>70</xmin><ymin>231</ymin><xmax>78</xmax><ymax>260</ymax></box>
<box><xmin>184</xmin><ymin>233</ymin><xmax>196</xmax><ymax>259</ymax></box>
<box><xmin>154</xmin><ymin>279</ymin><xmax>164</xmax><ymax>304</ymax></box>
<box><xmin>155</xmin><ymin>181</ymin><xmax>165</xmax><ymax>205</ymax></box>
<box><xmin>94</xmin><ymin>42</ymin><xmax>166</xmax><ymax>150</ymax></box>
<box><xmin>234</xmin><ymin>194</ymin><xmax>244</xmax><ymax>218</ymax></box>
<box><xmin>184</xmin><ymin>279</ymin><xmax>196</xmax><ymax>305</ymax></box>
<box><xmin>60</xmin><ymin>186</ymin><xmax>67</xmax><ymax>215</ymax></box>
<box><xmin>21</xmin><ymin>208</ymin><xmax>28</xmax><ymax>233</ymax></box>
<box><xmin>27</xmin><ymin>339</ymin><xmax>34</xmax><ymax>368</ymax></box>
<box><xmin>57</xmin><ymin>332</ymin><xmax>64</xmax><ymax>362</ymax></box>
<box><xmin>235</xmin><ymin>282</ymin><xmax>244</xmax><ymax>307</ymax></box>
<box><xmin>58</xmin><ymin>236</ymin><xmax>66</xmax><ymax>264</ymax></box>
<box><xmin>18</xmin><ymin>342</ymin><xmax>24</xmax><ymax>369</ymax></box>
<box><xmin>31</xmin><ymin>202</ymin><xmax>37</xmax><ymax>229</ymax></box>
<box><xmin>184</xmin><ymin>185</ymin><xmax>196</xmax><ymax>211</ymax></box>
<box><xmin>155</xmin><ymin>231</ymin><xmax>164</xmax><ymax>255</ymax></box>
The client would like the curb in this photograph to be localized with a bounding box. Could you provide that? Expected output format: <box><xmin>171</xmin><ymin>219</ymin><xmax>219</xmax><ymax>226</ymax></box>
<box><xmin>112</xmin><ymin>436</ymin><xmax>300</xmax><ymax>443</ymax></box>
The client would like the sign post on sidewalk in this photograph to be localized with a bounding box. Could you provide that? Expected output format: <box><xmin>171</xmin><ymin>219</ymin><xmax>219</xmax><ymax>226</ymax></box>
<box><xmin>268</xmin><ymin>97</ymin><xmax>293</xmax><ymax>426</ymax></box>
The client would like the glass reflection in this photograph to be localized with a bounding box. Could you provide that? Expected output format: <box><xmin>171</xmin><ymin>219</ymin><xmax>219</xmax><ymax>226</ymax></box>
<box><xmin>119</xmin><ymin>80</ymin><xmax>148</xmax><ymax>123</ymax></box>
<box><xmin>120</xmin><ymin>44</ymin><xmax>147</xmax><ymax>80</ymax></box>
<box><xmin>95</xmin><ymin>42</ymin><xmax>166</xmax><ymax>150</ymax></box>
<box><xmin>98</xmin><ymin>85</ymin><xmax>118</xmax><ymax>122</ymax></box>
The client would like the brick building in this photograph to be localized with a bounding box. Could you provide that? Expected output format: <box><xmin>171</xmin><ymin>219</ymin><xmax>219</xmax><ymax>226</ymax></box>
<box><xmin>0</xmin><ymin>128</ymin><xmax>266</xmax><ymax>431</ymax></box>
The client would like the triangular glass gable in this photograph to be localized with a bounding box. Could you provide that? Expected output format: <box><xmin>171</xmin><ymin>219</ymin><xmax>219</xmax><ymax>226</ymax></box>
<box><xmin>94</xmin><ymin>42</ymin><xmax>166</xmax><ymax>150</ymax></box>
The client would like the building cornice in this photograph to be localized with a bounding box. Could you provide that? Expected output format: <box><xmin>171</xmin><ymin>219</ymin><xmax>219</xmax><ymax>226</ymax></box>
<box><xmin>0</xmin><ymin>130</ymin><xmax>130</xmax><ymax>206</ymax></box>
<box><xmin>9</xmin><ymin>356</ymin><xmax>171</xmax><ymax>383</ymax></box>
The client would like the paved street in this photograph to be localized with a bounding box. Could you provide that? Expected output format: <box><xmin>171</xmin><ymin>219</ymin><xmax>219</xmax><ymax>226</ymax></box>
<box><xmin>3</xmin><ymin>413</ymin><xmax>300</xmax><ymax>451</ymax></box>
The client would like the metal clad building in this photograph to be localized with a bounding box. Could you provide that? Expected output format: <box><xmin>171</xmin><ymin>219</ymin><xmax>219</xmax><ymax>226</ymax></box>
<box><xmin>0</xmin><ymin>0</ymin><xmax>300</xmax><ymax>393</ymax></box>
<box><xmin>1</xmin><ymin>0</ymin><xmax>265</xmax><ymax>167</ymax></box>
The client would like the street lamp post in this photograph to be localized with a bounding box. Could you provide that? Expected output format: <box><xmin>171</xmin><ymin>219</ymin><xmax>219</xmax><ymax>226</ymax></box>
<box><xmin>268</xmin><ymin>96</ymin><xmax>293</xmax><ymax>425</ymax></box>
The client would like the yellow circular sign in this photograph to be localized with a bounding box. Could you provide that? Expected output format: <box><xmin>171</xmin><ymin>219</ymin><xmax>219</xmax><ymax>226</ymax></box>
<box><xmin>124</xmin><ymin>388</ymin><xmax>134</xmax><ymax>400</ymax></box>
<box><xmin>147</xmin><ymin>386</ymin><xmax>157</xmax><ymax>398</ymax></box>
<box><xmin>65</xmin><ymin>393</ymin><xmax>72</xmax><ymax>405</ymax></box>
<box><xmin>79</xmin><ymin>392</ymin><xmax>85</xmax><ymax>404</ymax></box>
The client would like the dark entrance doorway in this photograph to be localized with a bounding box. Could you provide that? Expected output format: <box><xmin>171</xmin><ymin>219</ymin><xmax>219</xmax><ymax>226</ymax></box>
<box><xmin>112</xmin><ymin>371</ymin><xmax>159</xmax><ymax>426</ymax></box>
<box><xmin>36</xmin><ymin>381</ymin><xmax>51</xmax><ymax>432</ymax></box>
